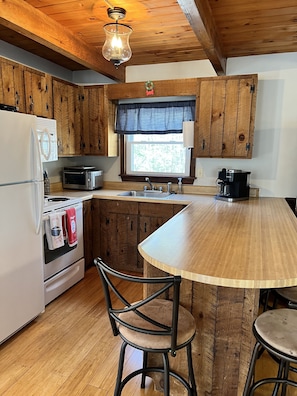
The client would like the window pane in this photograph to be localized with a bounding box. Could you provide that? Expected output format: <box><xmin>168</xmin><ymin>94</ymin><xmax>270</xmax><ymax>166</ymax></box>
<box><xmin>126</xmin><ymin>134</ymin><xmax>190</xmax><ymax>176</ymax></box>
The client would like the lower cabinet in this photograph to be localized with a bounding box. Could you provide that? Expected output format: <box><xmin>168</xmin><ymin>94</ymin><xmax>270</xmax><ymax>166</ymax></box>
<box><xmin>83</xmin><ymin>200</ymin><xmax>93</xmax><ymax>270</ymax></box>
<box><xmin>90</xmin><ymin>199</ymin><xmax>186</xmax><ymax>273</ymax></box>
<box><xmin>98</xmin><ymin>200</ymin><xmax>139</xmax><ymax>272</ymax></box>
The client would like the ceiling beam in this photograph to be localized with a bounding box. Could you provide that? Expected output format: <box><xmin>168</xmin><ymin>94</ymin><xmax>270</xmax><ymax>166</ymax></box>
<box><xmin>177</xmin><ymin>0</ymin><xmax>226</xmax><ymax>75</ymax></box>
<box><xmin>0</xmin><ymin>0</ymin><xmax>125</xmax><ymax>82</ymax></box>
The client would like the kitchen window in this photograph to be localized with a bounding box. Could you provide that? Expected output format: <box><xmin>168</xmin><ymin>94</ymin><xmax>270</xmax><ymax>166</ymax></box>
<box><xmin>126</xmin><ymin>133</ymin><xmax>191</xmax><ymax>177</ymax></box>
<box><xmin>116</xmin><ymin>100</ymin><xmax>196</xmax><ymax>183</ymax></box>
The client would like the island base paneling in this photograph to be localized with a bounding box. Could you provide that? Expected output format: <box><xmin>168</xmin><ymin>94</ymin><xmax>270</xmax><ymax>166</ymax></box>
<box><xmin>144</xmin><ymin>261</ymin><xmax>260</xmax><ymax>395</ymax></box>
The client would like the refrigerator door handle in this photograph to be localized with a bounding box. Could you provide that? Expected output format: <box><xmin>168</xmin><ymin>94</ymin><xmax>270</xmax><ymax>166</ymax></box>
<box><xmin>31</xmin><ymin>127</ymin><xmax>44</xmax><ymax>234</ymax></box>
<box><xmin>31</xmin><ymin>127</ymin><xmax>43</xmax><ymax>182</ymax></box>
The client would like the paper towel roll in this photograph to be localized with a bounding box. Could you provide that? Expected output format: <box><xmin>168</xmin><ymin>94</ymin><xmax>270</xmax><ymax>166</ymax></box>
<box><xmin>183</xmin><ymin>121</ymin><xmax>194</xmax><ymax>148</ymax></box>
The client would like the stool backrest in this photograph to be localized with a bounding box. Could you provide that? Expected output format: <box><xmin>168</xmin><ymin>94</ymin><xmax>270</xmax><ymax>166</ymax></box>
<box><xmin>94</xmin><ymin>257</ymin><xmax>182</xmax><ymax>356</ymax></box>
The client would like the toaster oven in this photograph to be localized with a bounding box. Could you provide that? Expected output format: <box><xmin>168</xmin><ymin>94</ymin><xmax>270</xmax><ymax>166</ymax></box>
<box><xmin>63</xmin><ymin>166</ymin><xmax>103</xmax><ymax>190</ymax></box>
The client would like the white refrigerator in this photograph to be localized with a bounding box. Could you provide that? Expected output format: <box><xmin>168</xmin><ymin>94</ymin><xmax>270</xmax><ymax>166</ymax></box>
<box><xmin>0</xmin><ymin>110</ymin><xmax>45</xmax><ymax>344</ymax></box>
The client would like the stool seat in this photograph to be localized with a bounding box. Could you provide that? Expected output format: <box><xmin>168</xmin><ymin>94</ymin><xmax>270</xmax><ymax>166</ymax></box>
<box><xmin>244</xmin><ymin>308</ymin><xmax>297</xmax><ymax>396</ymax></box>
<box><xmin>255</xmin><ymin>309</ymin><xmax>297</xmax><ymax>358</ymax></box>
<box><xmin>119</xmin><ymin>299</ymin><xmax>196</xmax><ymax>351</ymax></box>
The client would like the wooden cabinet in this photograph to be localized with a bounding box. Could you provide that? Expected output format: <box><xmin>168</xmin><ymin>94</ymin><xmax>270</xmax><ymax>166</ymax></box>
<box><xmin>81</xmin><ymin>85</ymin><xmax>118</xmax><ymax>157</ymax></box>
<box><xmin>0</xmin><ymin>58</ymin><xmax>25</xmax><ymax>112</ymax></box>
<box><xmin>194</xmin><ymin>75</ymin><xmax>258</xmax><ymax>158</ymax></box>
<box><xmin>81</xmin><ymin>86</ymin><xmax>105</xmax><ymax>155</ymax></box>
<box><xmin>83</xmin><ymin>200</ymin><xmax>94</xmax><ymax>270</ymax></box>
<box><xmin>99</xmin><ymin>200</ymin><xmax>139</xmax><ymax>272</ymax></box>
<box><xmin>91</xmin><ymin>199</ymin><xmax>186</xmax><ymax>273</ymax></box>
<box><xmin>138</xmin><ymin>202</ymin><xmax>175</xmax><ymax>242</ymax></box>
<box><xmin>53</xmin><ymin>78</ymin><xmax>81</xmax><ymax>156</ymax></box>
<box><xmin>24</xmin><ymin>68</ymin><xmax>53</xmax><ymax>117</ymax></box>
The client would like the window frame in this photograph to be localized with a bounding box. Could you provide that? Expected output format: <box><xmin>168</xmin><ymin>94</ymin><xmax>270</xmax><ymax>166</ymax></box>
<box><xmin>119</xmin><ymin>135</ymin><xmax>196</xmax><ymax>184</ymax></box>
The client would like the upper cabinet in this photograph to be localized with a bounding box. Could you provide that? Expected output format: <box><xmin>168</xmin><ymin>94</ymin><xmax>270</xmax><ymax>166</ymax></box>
<box><xmin>0</xmin><ymin>57</ymin><xmax>258</xmax><ymax>159</ymax></box>
<box><xmin>81</xmin><ymin>85</ymin><xmax>118</xmax><ymax>157</ymax></box>
<box><xmin>24</xmin><ymin>68</ymin><xmax>53</xmax><ymax>118</ymax></box>
<box><xmin>0</xmin><ymin>58</ymin><xmax>25</xmax><ymax>112</ymax></box>
<box><xmin>194</xmin><ymin>75</ymin><xmax>258</xmax><ymax>159</ymax></box>
<box><xmin>53</xmin><ymin>78</ymin><xmax>81</xmax><ymax>156</ymax></box>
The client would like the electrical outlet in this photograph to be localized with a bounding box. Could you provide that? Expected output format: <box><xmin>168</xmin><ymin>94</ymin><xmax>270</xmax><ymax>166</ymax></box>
<box><xmin>197</xmin><ymin>168</ymin><xmax>204</xmax><ymax>178</ymax></box>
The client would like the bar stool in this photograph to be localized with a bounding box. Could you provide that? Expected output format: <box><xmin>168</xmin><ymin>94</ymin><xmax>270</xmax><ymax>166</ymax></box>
<box><xmin>243</xmin><ymin>308</ymin><xmax>297</xmax><ymax>395</ymax></box>
<box><xmin>94</xmin><ymin>257</ymin><xmax>198</xmax><ymax>396</ymax></box>
<box><xmin>274</xmin><ymin>287</ymin><xmax>297</xmax><ymax>309</ymax></box>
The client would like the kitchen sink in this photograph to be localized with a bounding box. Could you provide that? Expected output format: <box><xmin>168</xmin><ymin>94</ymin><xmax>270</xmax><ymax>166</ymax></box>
<box><xmin>117</xmin><ymin>190</ymin><xmax>172</xmax><ymax>199</ymax></box>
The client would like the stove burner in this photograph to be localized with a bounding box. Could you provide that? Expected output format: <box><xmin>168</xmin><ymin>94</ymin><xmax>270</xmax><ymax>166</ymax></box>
<box><xmin>47</xmin><ymin>197</ymin><xmax>70</xmax><ymax>202</ymax></box>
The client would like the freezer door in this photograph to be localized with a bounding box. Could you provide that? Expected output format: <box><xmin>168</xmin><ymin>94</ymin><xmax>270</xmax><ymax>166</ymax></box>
<box><xmin>0</xmin><ymin>182</ymin><xmax>45</xmax><ymax>344</ymax></box>
<box><xmin>0</xmin><ymin>110</ymin><xmax>42</xmax><ymax>185</ymax></box>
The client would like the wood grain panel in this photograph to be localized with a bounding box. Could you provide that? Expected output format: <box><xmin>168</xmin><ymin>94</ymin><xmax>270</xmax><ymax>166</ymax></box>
<box><xmin>223</xmin><ymin>79</ymin><xmax>239</xmax><ymax>157</ymax></box>
<box><xmin>0</xmin><ymin>59</ymin><xmax>25</xmax><ymax>112</ymax></box>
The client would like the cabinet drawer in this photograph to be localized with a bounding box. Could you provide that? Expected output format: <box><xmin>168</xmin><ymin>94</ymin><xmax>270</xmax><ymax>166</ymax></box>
<box><xmin>101</xmin><ymin>199</ymin><xmax>138</xmax><ymax>214</ymax></box>
<box><xmin>139</xmin><ymin>202</ymin><xmax>174</xmax><ymax>217</ymax></box>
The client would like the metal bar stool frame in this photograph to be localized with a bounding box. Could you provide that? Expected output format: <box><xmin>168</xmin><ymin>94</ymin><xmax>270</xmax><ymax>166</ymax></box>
<box><xmin>94</xmin><ymin>257</ymin><xmax>198</xmax><ymax>396</ymax></box>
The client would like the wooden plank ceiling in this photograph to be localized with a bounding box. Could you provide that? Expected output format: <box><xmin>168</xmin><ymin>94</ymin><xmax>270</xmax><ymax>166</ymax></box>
<box><xmin>0</xmin><ymin>0</ymin><xmax>297</xmax><ymax>82</ymax></box>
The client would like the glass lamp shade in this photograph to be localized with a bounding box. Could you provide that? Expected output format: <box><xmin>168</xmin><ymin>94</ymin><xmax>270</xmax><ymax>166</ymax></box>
<box><xmin>102</xmin><ymin>22</ymin><xmax>132</xmax><ymax>67</ymax></box>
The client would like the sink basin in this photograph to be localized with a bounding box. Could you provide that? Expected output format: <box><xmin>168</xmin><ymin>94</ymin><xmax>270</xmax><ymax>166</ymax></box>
<box><xmin>117</xmin><ymin>190</ymin><xmax>171</xmax><ymax>199</ymax></box>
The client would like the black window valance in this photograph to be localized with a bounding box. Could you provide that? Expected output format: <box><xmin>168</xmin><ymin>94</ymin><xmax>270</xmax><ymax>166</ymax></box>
<box><xmin>115</xmin><ymin>100</ymin><xmax>195</xmax><ymax>134</ymax></box>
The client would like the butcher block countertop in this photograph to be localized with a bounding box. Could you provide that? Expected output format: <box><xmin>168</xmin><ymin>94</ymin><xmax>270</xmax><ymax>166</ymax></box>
<box><xmin>138</xmin><ymin>196</ymin><xmax>297</xmax><ymax>289</ymax></box>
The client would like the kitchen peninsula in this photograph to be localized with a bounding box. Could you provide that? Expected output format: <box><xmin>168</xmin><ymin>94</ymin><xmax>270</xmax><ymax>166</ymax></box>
<box><xmin>138</xmin><ymin>196</ymin><xmax>297</xmax><ymax>395</ymax></box>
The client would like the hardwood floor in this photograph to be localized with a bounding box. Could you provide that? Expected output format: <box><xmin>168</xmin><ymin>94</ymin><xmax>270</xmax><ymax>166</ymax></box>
<box><xmin>0</xmin><ymin>267</ymin><xmax>297</xmax><ymax>395</ymax></box>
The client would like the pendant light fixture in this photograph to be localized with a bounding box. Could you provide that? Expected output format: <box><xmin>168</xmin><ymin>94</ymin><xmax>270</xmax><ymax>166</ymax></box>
<box><xmin>102</xmin><ymin>7</ymin><xmax>132</xmax><ymax>68</ymax></box>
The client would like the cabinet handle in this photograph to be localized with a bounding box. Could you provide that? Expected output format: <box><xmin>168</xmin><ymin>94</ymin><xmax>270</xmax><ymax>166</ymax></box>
<box><xmin>239</xmin><ymin>134</ymin><xmax>245</xmax><ymax>142</ymax></box>
<box><xmin>222</xmin><ymin>143</ymin><xmax>226</xmax><ymax>150</ymax></box>
<box><xmin>144</xmin><ymin>222</ymin><xmax>147</xmax><ymax>233</ymax></box>
<box><xmin>202</xmin><ymin>139</ymin><xmax>205</xmax><ymax>150</ymax></box>
<box><xmin>29</xmin><ymin>96</ymin><xmax>34</xmax><ymax>111</ymax></box>
<box><xmin>106</xmin><ymin>218</ymin><xmax>110</xmax><ymax>225</ymax></box>
<box><xmin>130</xmin><ymin>221</ymin><xmax>133</xmax><ymax>231</ymax></box>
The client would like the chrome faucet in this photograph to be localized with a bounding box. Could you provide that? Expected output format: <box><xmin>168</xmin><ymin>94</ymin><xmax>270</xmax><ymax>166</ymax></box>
<box><xmin>145</xmin><ymin>177</ymin><xmax>154</xmax><ymax>190</ymax></box>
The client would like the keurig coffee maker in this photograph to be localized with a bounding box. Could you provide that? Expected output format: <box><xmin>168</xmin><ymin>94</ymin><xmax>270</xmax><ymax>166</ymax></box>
<box><xmin>215</xmin><ymin>168</ymin><xmax>251</xmax><ymax>202</ymax></box>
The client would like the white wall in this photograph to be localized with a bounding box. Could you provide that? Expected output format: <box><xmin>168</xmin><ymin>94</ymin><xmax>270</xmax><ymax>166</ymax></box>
<box><xmin>2</xmin><ymin>39</ymin><xmax>297</xmax><ymax>197</ymax></box>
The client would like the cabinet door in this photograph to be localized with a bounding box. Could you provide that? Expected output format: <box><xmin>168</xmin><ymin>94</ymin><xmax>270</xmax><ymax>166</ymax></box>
<box><xmin>83</xmin><ymin>200</ymin><xmax>93</xmax><ymax>270</ymax></box>
<box><xmin>100</xmin><ymin>200</ymin><xmax>139</xmax><ymax>272</ymax></box>
<box><xmin>116</xmin><ymin>213</ymin><xmax>138</xmax><ymax>271</ymax></box>
<box><xmin>139</xmin><ymin>203</ymin><xmax>174</xmax><ymax>241</ymax></box>
<box><xmin>81</xmin><ymin>86</ymin><xmax>105</xmax><ymax>155</ymax></box>
<box><xmin>194</xmin><ymin>75</ymin><xmax>257</xmax><ymax>158</ymax></box>
<box><xmin>53</xmin><ymin>78</ymin><xmax>81</xmax><ymax>156</ymax></box>
<box><xmin>0</xmin><ymin>58</ymin><xmax>25</xmax><ymax>112</ymax></box>
<box><xmin>24</xmin><ymin>69</ymin><xmax>53</xmax><ymax>117</ymax></box>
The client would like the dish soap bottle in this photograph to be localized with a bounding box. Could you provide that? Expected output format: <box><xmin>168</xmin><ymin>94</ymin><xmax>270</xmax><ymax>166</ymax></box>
<box><xmin>177</xmin><ymin>177</ymin><xmax>183</xmax><ymax>194</ymax></box>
